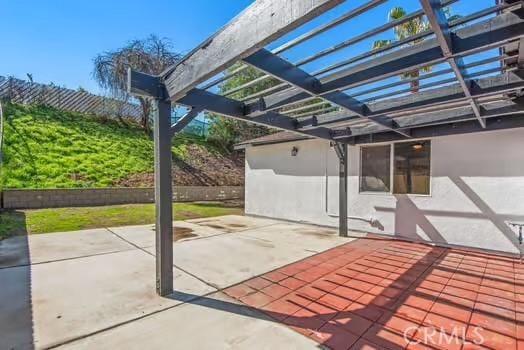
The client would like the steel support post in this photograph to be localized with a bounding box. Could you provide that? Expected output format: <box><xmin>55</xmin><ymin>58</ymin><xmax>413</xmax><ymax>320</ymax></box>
<box><xmin>334</xmin><ymin>142</ymin><xmax>348</xmax><ymax>237</ymax></box>
<box><xmin>154</xmin><ymin>99</ymin><xmax>173</xmax><ymax>296</ymax></box>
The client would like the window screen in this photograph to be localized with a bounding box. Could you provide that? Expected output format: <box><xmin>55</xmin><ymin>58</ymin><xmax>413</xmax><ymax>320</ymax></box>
<box><xmin>393</xmin><ymin>141</ymin><xmax>431</xmax><ymax>195</ymax></box>
<box><xmin>360</xmin><ymin>145</ymin><xmax>391</xmax><ymax>192</ymax></box>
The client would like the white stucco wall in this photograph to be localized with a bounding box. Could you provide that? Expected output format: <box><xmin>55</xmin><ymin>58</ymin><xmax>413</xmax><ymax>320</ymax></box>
<box><xmin>245</xmin><ymin>128</ymin><xmax>524</xmax><ymax>254</ymax></box>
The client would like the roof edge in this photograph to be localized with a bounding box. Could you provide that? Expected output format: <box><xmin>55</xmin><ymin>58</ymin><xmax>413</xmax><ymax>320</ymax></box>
<box><xmin>234</xmin><ymin>132</ymin><xmax>311</xmax><ymax>150</ymax></box>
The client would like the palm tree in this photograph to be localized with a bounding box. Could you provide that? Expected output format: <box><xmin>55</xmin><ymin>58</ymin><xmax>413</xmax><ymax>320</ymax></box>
<box><xmin>372</xmin><ymin>7</ymin><xmax>458</xmax><ymax>93</ymax></box>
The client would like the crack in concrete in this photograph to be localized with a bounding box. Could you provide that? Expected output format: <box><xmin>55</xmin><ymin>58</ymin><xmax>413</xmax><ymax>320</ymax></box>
<box><xmin>105</xmin><ymin>227</ymin><xmax>221</xmax><ymax>291</ymax></box>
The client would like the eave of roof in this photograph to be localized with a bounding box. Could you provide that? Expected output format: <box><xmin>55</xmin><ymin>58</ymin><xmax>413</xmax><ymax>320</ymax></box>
<box><xmin>234</xmin><ymin>131</ymin><xmax>312</xmax><ymax>150</ymax></box>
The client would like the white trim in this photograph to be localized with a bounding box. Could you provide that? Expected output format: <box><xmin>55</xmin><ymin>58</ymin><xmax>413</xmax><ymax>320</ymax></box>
<box><xmin>358</xmin><ymin>139</ymin><xmax>433</xmax><ymax>196</ymax></box>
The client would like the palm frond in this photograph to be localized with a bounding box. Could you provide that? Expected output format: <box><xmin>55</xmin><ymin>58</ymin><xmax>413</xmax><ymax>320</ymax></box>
<box><xmin>370</xmin><ymin>6</ymin><xmax>458</xmax><ymax>93</ymax></box>
<box><xmin>372</xmin><ymin>39</ymin><xmax>392</xmax><ymax>50</ymax></box>
<box><xmin>421</xmin><ymin>65</ymin><xmax>432</xmax><ymax>74</ymax></box>
<box><xmin>388</xmin><ymin>7</ymin><xmax>407</xmax><ymax>21</ymax></box>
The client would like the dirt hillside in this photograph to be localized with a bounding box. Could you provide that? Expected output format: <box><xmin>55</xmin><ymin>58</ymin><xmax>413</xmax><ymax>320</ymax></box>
<box><xmin>116</xmin><ymin>144</ymin><xmax>244</xmax><ymax>187</ymax></box>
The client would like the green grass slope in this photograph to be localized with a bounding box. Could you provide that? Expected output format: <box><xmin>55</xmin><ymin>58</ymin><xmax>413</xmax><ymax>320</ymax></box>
<box><xmin>1</xmin><ymin>103</ymin><xmax>211</xmax><ymax>188</ymax></box>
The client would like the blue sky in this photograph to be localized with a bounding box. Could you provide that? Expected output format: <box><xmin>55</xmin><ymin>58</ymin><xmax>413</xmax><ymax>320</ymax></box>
<box><xmin>1</xmin><ymin>0</ymin><xmax>496</xmax><ymax>98</ymax></box>
<box><xmin>0</xmin><ymin>0</ymin><xmax>252</xmax><ymax>92</ymax></box>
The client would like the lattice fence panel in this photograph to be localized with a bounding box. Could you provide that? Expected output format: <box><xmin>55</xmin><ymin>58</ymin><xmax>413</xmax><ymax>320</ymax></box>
<box><xmin>0</xmin><ymin>76</ymin><xmax>142</xmax><ymax>121</ymax></box>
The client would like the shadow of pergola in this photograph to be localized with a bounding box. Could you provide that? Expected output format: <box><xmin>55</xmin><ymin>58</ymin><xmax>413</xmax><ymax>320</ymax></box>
<box><xmin>172</xmin><ymin>238</ymin><xmax>521</xmax><ymax>349</ymax></box>
<box><xmin>0</xmin><ymin>212</ymin><xmax>35</xmax><ymax>350</ymax></box>
<box><xmin>376</xmin><ymin>176</ymin><xmax>524</xmax><ymax>253</ymax></box>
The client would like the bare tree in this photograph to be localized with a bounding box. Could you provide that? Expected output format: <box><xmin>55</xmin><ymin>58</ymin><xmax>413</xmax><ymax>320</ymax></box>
<box><xmin>93</xmin><ymin>35</ymin><xmax>181</xmax><ymax>130</ymax></box>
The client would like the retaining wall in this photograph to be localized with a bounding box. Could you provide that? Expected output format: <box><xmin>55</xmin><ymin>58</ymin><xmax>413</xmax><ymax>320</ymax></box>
<box><xmin>2</xmin><ymin>186</ymin><xmax>244</xmax><ymax>209</ymax></box>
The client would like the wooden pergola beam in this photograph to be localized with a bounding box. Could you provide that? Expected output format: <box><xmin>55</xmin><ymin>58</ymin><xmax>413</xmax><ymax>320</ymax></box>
<box><xmin>298</xmin><ymin>71</ymin><xmax>524</xmax><ymax>129</ymax></box>
<box><xmin>163</xmin><ymin>0</ymin><xmax>344</xmax><ymax>101</ymax></box>
<box><xmin>171</xmin><ymin>107</ymin><xmax>202</xmax><ymax>136</ymax></box>
<box><xmin>348</xmin><ymin>114</ymin><xmax>524</xmax><ymax>144</ymax></box>
<box><xmin>177</xmin><ymin>88</ymin><xmax>336</xmax><ymax>141</ymax></box>
<box><xmin>246</xmin><ymin>10</ymin><xmax>524</xmax><ymax>115</ymax></box>
<box><xmin>419</xmin><ymin>0</ymin><xmax>485</xmax><ymax>127</ymax></box>
<box><xmin>242</xmin><ymin>48</ymin><xmax>411</xmax><ymax>137</ymax></box>
<box><xmin>333</xmin><ymin>99</ymin><xmax>524</xmax><ymax>138</ymax></box>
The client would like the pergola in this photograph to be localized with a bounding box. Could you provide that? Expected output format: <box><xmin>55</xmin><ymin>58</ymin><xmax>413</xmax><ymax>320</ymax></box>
<box><xmin>128</xmin><ymin>0</ymin><xmax>524</xmax><ymax>296</ymax></box>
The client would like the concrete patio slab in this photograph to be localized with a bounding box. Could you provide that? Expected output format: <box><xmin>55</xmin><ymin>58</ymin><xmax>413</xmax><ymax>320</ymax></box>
<box><xmin>146</xmin><ymin>222</ymin><xmax>355</xmax><ymax>288</ymax></box>
<box><xmin>242</xmin><ymin>222</ymin><xmax>361</xmax><ymax>253</ymax></box>
<box><xmin>56</xmin><ymin>292</ymin><xmax>320</xmax><ymax>350</ymax></box>
<box><xmin>107</xmin><ymin>220</ymin><xmax>225</xmax><ymax>248</ymax></box>
<box><xmin>0</xmin><ymin>228</ymin><xmax>132</xmax><ymax>268</ymax></box>
<box><xmin>104</xmin><ymin>224</ymin><xmax>156</xmax><ymax>248</ymax></box>
<box><xmin>0</xmin><ymin>215</ymin><xmax>355</xmax><ymax>349</ymax></box>
<box><xmin>147</xmin><ymin>234</ymin><xmax>312</xmax><ymax>289</ymax></box>
<box><xmin>1</xmin><ymin>249</ymin><xmax>216</xmax><ymax>350</ymax></box>
<box><xmin>187</xmin><ymin>214</ymin><xmax>281</xmax><ymax>233</ymax></box>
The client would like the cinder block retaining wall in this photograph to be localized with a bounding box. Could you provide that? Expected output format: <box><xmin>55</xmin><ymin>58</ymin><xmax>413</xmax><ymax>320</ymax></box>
<box><xmin>2</xmin><ymin>186</ymin><xmax>244</xmax><ymax>209</ymax></box>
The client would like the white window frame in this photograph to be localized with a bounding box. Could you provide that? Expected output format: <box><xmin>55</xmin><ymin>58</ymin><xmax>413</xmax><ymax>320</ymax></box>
<box><xmin>358</xmin><ymin>139</ymin><xmax>432</xmax><ymax>197</ymax></box>
<box><xmin>358</xmin><ymin>144</ymin><xmax>392</xmax><ymax>194</ymax></box>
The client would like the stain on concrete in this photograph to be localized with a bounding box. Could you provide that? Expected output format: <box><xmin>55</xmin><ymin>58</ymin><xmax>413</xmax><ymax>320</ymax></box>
<box><xmin>173</xmin><ymin>227</ymin><xmax>198</xmax><ymax>241</ymax></box>
<box><xmin>229</xmin><ymin>224</ymin><xmax>247</xmax><ymax>228</ymax></box>
<box><xmin>205</xmin><ymin>224</ymin><xmax>228</xmax><ymax>230</ymax></box>
<box><xmin>242</xmin><ymin>238</ymin><xmax>275</xmax><ymax>249</ymax></box>
<box><xmin>201</xmin><ymin>222</ymin><xmax>248</xmax><ymax>231</ymax></box>
<box><xmin>298</xmin><ymin>229</ymin><xmax>336</xmax><ymax>238</ymax></box>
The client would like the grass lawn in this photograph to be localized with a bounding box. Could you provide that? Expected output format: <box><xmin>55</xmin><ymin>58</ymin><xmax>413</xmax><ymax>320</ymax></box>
<box><xmin>0</xmin><ymin>202</ymin><xmax>243</xmax><ymax>239</ymax></box>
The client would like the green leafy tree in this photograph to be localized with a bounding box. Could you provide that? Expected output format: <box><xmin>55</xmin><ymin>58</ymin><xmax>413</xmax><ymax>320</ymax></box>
<box><xmin>93</xmin><ymin>35</ymin><xmax>181</xmax><ymax>131</ymax></box>
<box><xmin>372</xmin><ymin>7</ymin><xmax>459</xmax><ymax>93</ymax></box>
<box><xmin>207</xmin><ymin>64</ymin><xmax>280</xmax><ymax>152</ymax></box>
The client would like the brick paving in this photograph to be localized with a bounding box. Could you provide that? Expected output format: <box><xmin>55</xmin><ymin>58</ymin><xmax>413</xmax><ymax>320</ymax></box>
<box><xmin>224</xmin><ymin>237</ymin><xmax>524</xmax><ymax>350</ymax></box>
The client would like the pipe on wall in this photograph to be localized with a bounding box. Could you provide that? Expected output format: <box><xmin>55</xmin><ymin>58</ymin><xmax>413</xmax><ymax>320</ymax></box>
<box><xmin>325</xmin><ymin>143</ymin><xmax>382</xmax><ymax>229</ymax></box>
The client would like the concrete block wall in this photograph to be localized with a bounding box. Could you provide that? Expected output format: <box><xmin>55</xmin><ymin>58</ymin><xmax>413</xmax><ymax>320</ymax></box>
<box><xmin>2</xmin><ymin>186</ymin><xmax>244</xmax><ymax>209</ymax></box>
<box><xmin>172</xmin><ymin>186</ymin><xmax>243</xmax><ymax>202</ymax></box>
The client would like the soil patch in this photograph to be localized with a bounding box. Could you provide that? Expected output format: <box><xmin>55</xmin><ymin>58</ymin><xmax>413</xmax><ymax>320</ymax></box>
<box><xmin>116</xmin><ymin>145</ymin><xmax>244</xmax><ymax>187</ymax></box>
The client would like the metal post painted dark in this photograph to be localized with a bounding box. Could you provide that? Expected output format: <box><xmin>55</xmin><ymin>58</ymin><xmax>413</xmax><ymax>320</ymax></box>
<box><xmin>334</xmin><ymin>142</ymin><xmax>348</xmax><ymax>237</ymax></box>
<box><xmin>154</xmin><ymin>99</ymin><xmax>173</xmax><ymax>296</ymax></box>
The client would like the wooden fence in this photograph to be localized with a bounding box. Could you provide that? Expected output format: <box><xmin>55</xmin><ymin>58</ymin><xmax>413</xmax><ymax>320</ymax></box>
<box><xmin>0</xmin><ymin>76</ymin><xmax>211</xmax><ymax>135</ymax></box>
<box><xmin>0</xmin><ymin>76</ymin><xmax>142</xmax><ymax>120</ymax></box>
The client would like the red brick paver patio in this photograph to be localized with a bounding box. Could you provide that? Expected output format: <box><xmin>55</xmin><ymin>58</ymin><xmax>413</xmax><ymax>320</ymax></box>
<box><xmin>224</xmin><ymin>237</ymin><xmax>523</xmax><ymax>350</ymax></box>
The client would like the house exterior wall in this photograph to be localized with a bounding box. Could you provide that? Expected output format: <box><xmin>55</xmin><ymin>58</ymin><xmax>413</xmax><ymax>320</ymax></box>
<box><xmin>245</xmin><ymin>128</ymin><xmax>524</xmax><ymax>254</ymax></box>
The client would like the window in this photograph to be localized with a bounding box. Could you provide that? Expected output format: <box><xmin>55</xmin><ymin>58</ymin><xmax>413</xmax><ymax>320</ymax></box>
<box><xmin>360</xmin><ymin>145</ymin><xmax>391</xmax><ymax>192</ymax></box>
<box><xmin>359</xmin><ymin>141</ymin><xmax>431</xmax><ymax>195</ymax></box>
<box><xmin>393</xmin><ymin>141</ymin><xmax>431</xmax><ymax>195</ymax></box>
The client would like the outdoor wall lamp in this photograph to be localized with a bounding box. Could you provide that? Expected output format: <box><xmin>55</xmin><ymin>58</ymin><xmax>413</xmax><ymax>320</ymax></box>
<box><xmin>291</xmin><ymin>146</ymin><xmax>299</xmax><ymax>156</ymax></box>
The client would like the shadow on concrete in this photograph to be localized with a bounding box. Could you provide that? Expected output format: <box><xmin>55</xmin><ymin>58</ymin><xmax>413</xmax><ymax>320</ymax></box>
<box><xmin>169</xmin><ymin>244</ymin><xmax>442</xmax><ymax>349</ymax></box>
<box><xmin>0</xmin><ymin>210</ymin><xmax>35</xmax><ymax>349</ymax></box>
<box><xmin>171</xmin><ymin>239</ymin><xmax>519</xmax><ymax>349</ymax></box>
